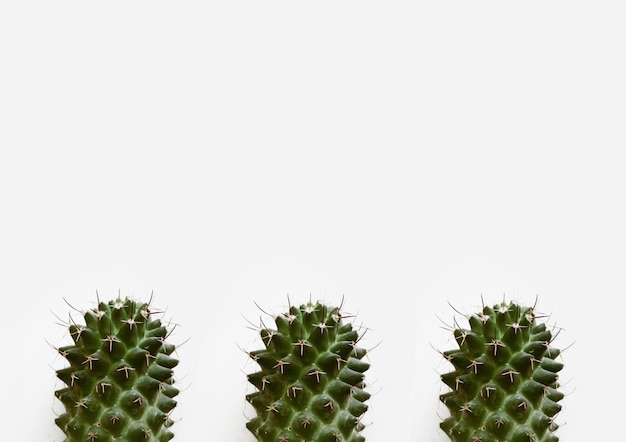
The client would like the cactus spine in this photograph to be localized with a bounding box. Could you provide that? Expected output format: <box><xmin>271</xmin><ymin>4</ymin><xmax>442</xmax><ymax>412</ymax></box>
<box><xmin>245</xmin><ymin>300</ymin><xmax>370</xmax><ymax>442</ymax></box>
<box><xmin>439</xmin><ymin>299</ymin><xmax>564</xmax><ymax>442</ymax></box>
<box><xmin>53</xmin><ymin>295</ymin><xmax>179</xmax><ymax>442</ymax></box>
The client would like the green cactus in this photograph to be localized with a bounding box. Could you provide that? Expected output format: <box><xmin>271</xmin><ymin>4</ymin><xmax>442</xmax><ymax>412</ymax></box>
<box><xmin>439</xmin><ymin>299</ymin><xmax>564</xmax><ymax>442</ymax></box>
<box><xmin>245</xmin><ymin>300</ymin><xmax>370</xmax><ymax>442</ymax></box>
<box><xmin>53</xmin><ymin>295</ymin><xmax>179</xmax><ymax>442</ymax></box>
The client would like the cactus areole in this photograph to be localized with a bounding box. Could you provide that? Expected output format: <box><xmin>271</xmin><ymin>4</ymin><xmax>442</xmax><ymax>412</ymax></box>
<box><xmin>246</xmin><ymin>301</ymin><xmax>370</xmax><ymax>442</ymax></box>
<box><xmin>54</xmin><ymin>296</ymin><xmax>179</xmax><ymax>442</ymax></box>
<box><xmin>439</xmin><ymin>300</ymin><xmax>564</xmax><ymax>442</ymax></box>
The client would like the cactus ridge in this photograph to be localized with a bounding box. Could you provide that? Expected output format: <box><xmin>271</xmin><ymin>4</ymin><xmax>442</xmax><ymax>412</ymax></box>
<box><xmin>439</xmin><ymin>300</ymin><xmax>564</xmax><ymax>442</ymax></box>
<box><xmin>54</xmin><ymin>296</ymin><xmax>179</xmax><ymax>442</ymax></box>
<box><xmin>246</xmin><ymin>300</ymin><xmax>370</xmax><ymax>442</ymax></box>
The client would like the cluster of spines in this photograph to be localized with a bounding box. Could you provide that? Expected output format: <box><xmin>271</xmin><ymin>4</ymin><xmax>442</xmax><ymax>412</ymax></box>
<box><xmin>54</xmin><ymin>295</ymin><xmax>179</xmax><ymax>442</ymax></box>
<box><xmin>439</xmin><ymin>299</ymin><xmax>564</xmax><ymax>442</ymax></box>
<box><xmin>245</xmin><ymin>300</ymin><xmax>370</xmax><ymax>442</ymax></box>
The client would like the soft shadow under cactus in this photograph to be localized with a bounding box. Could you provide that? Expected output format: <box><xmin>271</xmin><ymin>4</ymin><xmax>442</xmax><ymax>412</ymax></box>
<box><xmin>53</xmin><ymin>295</ymin><xmax>179</xmax><ymax>442</ymax></box>
<box><xmin>438</xmin><ymin>299</ymin><xmax>565</xmax><ymax>442</ymax></box>
<box><xmin>245</xmin><ymin>299</ymin><xmax>370</xmax><ymax>442</ymax></box>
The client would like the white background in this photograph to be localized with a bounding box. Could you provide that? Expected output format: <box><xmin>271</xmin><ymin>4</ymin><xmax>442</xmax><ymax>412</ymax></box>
<box><xmin>1</xmin><ymin>1</ymin><xmax>624</xmax><ymax>441</ymax></box>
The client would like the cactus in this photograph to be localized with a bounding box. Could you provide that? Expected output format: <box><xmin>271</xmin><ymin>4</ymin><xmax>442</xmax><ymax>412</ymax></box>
<box><xmin>245</xmin><ymin>299</ymin><xmax>370</xmax><ymax>442</ymax></box>
<box><xmin>53</xmin><ymin>295</ymin><xmax>179</xmax><ymax>442</ymax></box>
<box><xmin>438</xmin><ymin>299</ymin><xmax>564</xmax><ymax>442</ymax></box>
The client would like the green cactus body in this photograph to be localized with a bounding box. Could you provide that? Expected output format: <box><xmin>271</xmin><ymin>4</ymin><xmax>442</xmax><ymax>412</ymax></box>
<box><xmin>439</xmin><ymin>301</ymin><xmax>564</xmax><ymax>442</ymax></box>
<box><xmin>246</xmin><ymin>301</ymin><xmax>370</xmax><ymax>442</ymax></box>
<box><xmin>54</xmin><ymin>297</ymin><xmax>179</xmax><ymax>442</ymax></box>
